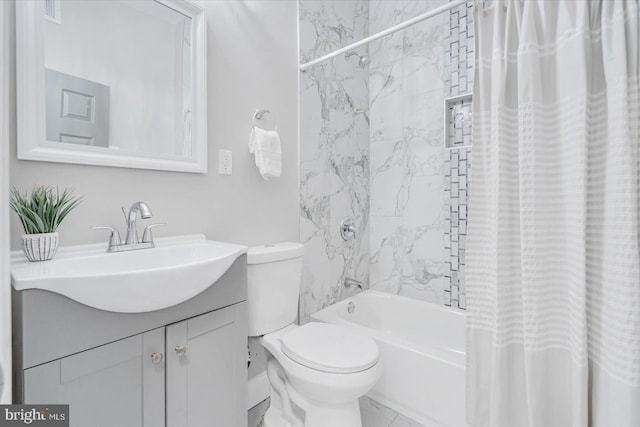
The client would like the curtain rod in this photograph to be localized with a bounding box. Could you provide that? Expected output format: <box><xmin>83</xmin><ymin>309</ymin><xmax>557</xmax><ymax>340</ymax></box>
<box><xmin>299</xmin><ymin>0</ymin><xmax>469</xmax><ymax>72</ymax></box>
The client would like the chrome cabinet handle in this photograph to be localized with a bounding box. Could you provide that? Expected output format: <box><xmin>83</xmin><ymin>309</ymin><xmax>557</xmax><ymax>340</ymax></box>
<box><xmin>174</xmin><ymin>345</ymin><xmax>187</xmax><ymax>357</ymax></box>
<box><xmin>150</xmin><ymin>352</ymin><xmax>163</xmax><ymax>364</ymax></box>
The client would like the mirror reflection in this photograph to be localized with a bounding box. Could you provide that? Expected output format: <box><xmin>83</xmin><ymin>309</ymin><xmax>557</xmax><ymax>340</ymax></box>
<box><xmin>43</xmin><ymin>0</ymin><xmax>193</xmax><ymax>158</ymax></box>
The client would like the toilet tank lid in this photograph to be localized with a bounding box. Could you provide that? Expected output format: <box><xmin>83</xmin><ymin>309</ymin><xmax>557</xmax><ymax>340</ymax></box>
<box><xmin>247</xmin><ymin>242</ymin><xmax>304</xmax><ymax>264</ymax></box>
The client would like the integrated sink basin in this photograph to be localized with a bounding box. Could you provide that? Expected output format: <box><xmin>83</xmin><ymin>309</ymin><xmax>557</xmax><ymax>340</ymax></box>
<box><xmin>11</xmin><ymin>234</ymin><xmax>248</xmax><ymax>313</ymax></box>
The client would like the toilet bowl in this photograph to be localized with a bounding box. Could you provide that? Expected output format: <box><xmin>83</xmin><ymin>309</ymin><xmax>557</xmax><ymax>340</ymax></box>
<box><xmin>247</xmin><ymin>243</ymin><xmax>381</xmax><ymax>427</ymax></box>
<box><xmin>260</xmin><ymin>323</ymin><xmax>381</xmax><ymax>427</ymax></box>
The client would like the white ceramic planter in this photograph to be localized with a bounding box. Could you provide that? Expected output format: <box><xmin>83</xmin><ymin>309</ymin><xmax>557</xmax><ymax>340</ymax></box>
<box><xmin>21</xmin><ymin>232</ymin><xmax>59</xmax><ymax>262</ymax></box>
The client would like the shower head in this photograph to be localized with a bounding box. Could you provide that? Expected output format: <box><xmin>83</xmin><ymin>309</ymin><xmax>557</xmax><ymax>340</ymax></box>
<box><xmin>345</xmin><ymin>51</ymin><xmax>370</xmax><ymax>68</ymax></box>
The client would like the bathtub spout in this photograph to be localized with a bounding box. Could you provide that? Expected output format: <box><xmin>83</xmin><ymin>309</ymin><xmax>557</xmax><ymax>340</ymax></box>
<box><xmin>344</xmin><ymin>278</ymin><xmax>363</xmax><ymax>290</ymax></box>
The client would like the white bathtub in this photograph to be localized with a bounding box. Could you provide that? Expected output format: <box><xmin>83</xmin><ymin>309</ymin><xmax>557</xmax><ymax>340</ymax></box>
<box><xmin>311</xmin><ymin>290</ymin><xmax>468</xmax><ymax>427</ymax></box>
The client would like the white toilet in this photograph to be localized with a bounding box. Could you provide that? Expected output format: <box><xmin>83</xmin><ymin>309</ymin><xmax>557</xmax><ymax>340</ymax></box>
<box><xmin>247</xmin><ymin>243</ymin><xmax>381</xmax><ymax>427</ymax></box>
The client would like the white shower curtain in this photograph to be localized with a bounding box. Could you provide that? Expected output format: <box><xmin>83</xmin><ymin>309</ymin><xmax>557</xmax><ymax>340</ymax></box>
<box><xmin>466</xmin><ymin>1</ymin><xmax>640</xmax><ymax>426</ymax></box>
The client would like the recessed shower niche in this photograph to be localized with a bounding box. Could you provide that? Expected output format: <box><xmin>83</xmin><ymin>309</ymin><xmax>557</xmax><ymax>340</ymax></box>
<box><xmin>445</xmin><ymin>93</ymin><xmax>473</xmax><ymax>149</ymax></box>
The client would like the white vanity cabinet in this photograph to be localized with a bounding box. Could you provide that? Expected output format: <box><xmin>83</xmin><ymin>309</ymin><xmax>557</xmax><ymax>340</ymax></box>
<box><xmin>13</xmin><ymin>257</ymin><xmax>248</xmax><ymax>427</ymax></box>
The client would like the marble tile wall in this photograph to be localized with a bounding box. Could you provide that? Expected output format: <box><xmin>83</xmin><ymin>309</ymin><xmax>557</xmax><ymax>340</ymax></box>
<box><xmin>299</xmin><ymin>1</ymin><xmax>474</xmax><ymax>315</ymax></box>
<box><xmin>299</xmin><ymin>0</ymin><xmax>370</xmax><ymax>322</ymax></box>
<box><xmin>368</xmin><ymin>0</ymin><xmax>474</xmax><ymax>308</ymax></box>
<box><xmin>368</xmin><ymin>0</ymin><xmax>450</xmax><ymax>304</ymax></box>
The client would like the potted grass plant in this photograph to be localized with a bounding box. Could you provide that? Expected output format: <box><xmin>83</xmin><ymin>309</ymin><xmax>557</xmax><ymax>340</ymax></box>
<box><xmin>10</xmin><ymin>186</ymin><xmax>83</xmax><ymax>262</ymax></box>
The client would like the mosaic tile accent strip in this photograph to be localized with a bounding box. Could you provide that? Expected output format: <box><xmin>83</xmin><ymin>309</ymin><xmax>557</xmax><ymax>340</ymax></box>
<box><xmin>443</xmin><ymin>1</ymin><xmax>474</xmax><ymax>310</ymax></box>
<box><xmin>444</xmin><ymin>1</ymin><xmax>474</xmax><ymax>97</ymax></box>
<box><xmin>444</xmin><ymin>147</ymin><xmax>471</xmax><ymax>309</ymax></box>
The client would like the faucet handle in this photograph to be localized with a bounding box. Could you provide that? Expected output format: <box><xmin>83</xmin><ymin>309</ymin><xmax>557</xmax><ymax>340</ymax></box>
<box><xmin>142</xmin><ymin>223</ymin><xmax>167</xmax><ymax>243</ymax></box>
<box><xmin>340</xmin><ymin>217</ymin><xmax>356</xmax><ymax>241</ymax></box>
<box><xmin>91</xmin><ymin>226</ymin><xmax>122</xmax><ymax>247</ymax></box>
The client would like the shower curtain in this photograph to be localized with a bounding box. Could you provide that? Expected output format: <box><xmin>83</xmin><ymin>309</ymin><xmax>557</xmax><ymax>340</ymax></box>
<box><xmin>465</xmin><ymin>1</ymin><xmax>639</xmax><ymax>426</ymax></box>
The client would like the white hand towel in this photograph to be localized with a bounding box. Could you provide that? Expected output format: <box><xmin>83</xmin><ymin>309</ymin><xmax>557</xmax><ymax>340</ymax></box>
<box><xmin>249</xmin><ymin>126</ymin><xmax>281</xmax><ymax>180</ymax></box>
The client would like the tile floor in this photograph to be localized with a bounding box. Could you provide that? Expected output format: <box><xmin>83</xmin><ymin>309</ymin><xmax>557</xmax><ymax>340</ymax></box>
<box><xmin>248</xmin><ymin>396</ymin><xmax>433</xmax><ymax>427</ymax></box>
<box><xmin>359</xmin><ymin>397</ymin><xmax>428</xmax><ymax>427</ymax></box>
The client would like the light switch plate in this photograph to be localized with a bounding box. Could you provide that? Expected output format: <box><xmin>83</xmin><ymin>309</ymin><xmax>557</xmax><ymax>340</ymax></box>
<box><xmin>218</xmin><ymin>150</ymin><xmax>232</xmax><ymax>175</ymax></box>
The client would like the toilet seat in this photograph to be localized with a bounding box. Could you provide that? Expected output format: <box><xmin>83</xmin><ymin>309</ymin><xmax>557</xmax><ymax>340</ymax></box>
<box><xmin>280</xmin><ymin>323</ymin><xmax>379</xmax><ymax>374</ymax></box>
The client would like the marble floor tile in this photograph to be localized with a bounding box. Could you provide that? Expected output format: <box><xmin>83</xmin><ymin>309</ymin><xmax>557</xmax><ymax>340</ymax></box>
<box><xmin>390</xmin><ymin>413</ymin><xmax>429</xmax><ymax>427</ymax></box>
<box><xmin>360</xmin><ymin>396</ymin><xmax>399</xmax><ymax>427</ymax></box>
<box><xmin>360</xmin><ymin>396</ymin><xmax>428</xmax><ymax>427</ymax></box>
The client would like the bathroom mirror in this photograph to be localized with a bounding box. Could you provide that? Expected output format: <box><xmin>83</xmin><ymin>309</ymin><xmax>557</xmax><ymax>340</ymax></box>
<box><xmin>16</xmin><ymin>0</ymin><xmax>207</xmax><ymax>173</ymax></box>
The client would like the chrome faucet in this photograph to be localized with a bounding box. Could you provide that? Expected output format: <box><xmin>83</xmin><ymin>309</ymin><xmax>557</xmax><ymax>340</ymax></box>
<box><xmin>92</xmin><ymin>201</ymin><xmax>165</xmax><ymax>252</ymax></box>
<box><xmin>344</xmin><ymin>278</ymin><xmax>363</xmax><ymax>290</ymax></box>
<box><xmin>124</xmin><ymin>201</ymin><xmax>153</xmax><ymax>244</ymax></box>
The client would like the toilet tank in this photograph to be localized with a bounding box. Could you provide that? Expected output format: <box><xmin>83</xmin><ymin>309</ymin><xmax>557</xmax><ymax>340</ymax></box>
<box><xmin>247</xmin><ymin>242</ymin><xmax>304</xmax><ymax>337</ymax></box>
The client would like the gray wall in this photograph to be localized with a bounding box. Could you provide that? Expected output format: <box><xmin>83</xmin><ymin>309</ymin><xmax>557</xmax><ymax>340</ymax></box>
<box><xmin>1</xmin><ymin>0</ymin><xmax>12</xmax><ymax>403</ymax></box>
<box><xmin>8</xmin><ymin>0</ymin><xmax>299</xmax><ymax>250</ymax></box>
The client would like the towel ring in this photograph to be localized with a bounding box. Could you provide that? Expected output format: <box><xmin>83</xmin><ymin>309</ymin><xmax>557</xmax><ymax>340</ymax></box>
<box><xmin>252</xmin><ymin>109</ymin><xmax>277</xmax><ymax>131</ymax></box>
<box><xmin>253</xmin><ymin>109</ymin><xmax>271</xmax><ymax>121</ymax></box>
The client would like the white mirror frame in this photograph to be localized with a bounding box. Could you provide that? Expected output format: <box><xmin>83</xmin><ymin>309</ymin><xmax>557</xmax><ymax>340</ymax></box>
<box><xmin>16</xmin><ymin>0</ymin><xmax>207</xmax><ymax>173</ymax></box>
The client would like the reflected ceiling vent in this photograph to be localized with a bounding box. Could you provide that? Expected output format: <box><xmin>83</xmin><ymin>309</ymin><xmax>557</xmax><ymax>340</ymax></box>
<box><xmin>44</xmin><ymin>0</ymin><xmax>61</xmax><ymax>24</ymax></box>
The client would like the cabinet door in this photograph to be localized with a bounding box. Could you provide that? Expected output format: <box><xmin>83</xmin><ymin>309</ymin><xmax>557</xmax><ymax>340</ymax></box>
<box><xmin>24</xmin><ymin>328</ymin><xmax>165</xmax><ymax>427</ymax></box>
<box><xmin>166</xmin><ymin>302</ymin><xmax>247</xmax><ymax>427</ymax></box>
